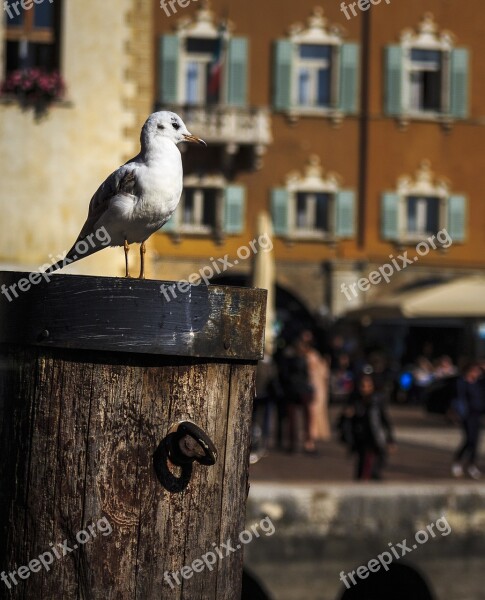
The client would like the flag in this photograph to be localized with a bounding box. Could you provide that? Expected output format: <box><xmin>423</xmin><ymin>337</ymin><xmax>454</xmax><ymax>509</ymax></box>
<box><xmin>207</xmin><ymin>23</ymin><xmax>227</xmax><ymax>100</ymax></box>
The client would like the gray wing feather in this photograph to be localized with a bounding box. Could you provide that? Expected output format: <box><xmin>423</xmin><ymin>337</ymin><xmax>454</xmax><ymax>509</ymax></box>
<box><xmin>76</xmin><ymin>163</ymin><xmax>139</xmax><ymax>241</ymax></box>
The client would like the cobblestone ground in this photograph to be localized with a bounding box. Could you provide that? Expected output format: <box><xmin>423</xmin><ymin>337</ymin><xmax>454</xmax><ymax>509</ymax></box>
<box><xmin>250</xmin><ymin>405</ymin><xmax>485</xmax><ymax>483</ymax></box>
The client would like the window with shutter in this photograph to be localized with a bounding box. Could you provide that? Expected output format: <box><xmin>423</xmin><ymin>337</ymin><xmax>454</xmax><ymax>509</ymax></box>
<box><xmin>383</xmin><ymin>162</ymin><xmax>467</xmax><ymax>245</ymax></box>
<box><xmin>159</xmin><ymin>34</ymin><xmax>180</xmax><ymax>105</ymax></box>
<box><xmin>226</xmin><ymin>37</ymin><xmax>248</xmax><ymax>107</ymax></box>
<box><xmin>384</xmin><ymin>14</ymin><xmax>470</xmax><ymax>121</ymax></box>
<box><xmin>224</xmin><ymin>186</ymin><xmax>246</xmax><ymax>234</ymax></box>
<box><xmin>272</xmin><ymin>157</ymin><xmax>356</xmax><ymax>241</ymax></box>
<box><xmin>273</xmin><ymin>8</ymin><xmax>359</xmax><ymax>118</ymax></box>
<box><xmin>271</xmin><ymin>188</ymin><xmax>290</xmax><ymax>235</ymax></box>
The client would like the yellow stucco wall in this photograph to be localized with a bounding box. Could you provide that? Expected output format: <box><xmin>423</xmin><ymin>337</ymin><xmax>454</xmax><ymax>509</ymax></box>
<box><xmin>0</xmin><ymin>0</ymin><xmax>141</xmax><ymax>276</ymax></box>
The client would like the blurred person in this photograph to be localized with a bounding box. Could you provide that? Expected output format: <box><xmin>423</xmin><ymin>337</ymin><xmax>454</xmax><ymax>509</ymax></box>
<box><xmin>278</xmin><ymin>333</ymin><xmax>315</xmax><ymax>453</ymax></box>
<box><xmin>299</xmin><ymin>330</ymin><xmax>331</xmax><ymax>443</ymax></box>
<box><xmin>251</xmin><ymin>353</ymin><xmax>278</xmax><ymax>464</ymax></box>
<box><xmin>330</xmin><ymin>353</ymin><xmax>354</xmax><ymax>404</ymax></box>
<box><xmin>411</xmin><ymin>356</ymin><xmax>434</xmax><ymax>403</ymax></box>
<box><xmin>451</xmin><ymin>362</ymin><xmax>484</xmax><ymax>480</ymax></box>
<box><xmin>368</xmin><ymin>351</ymin><xmax>394</xmax><ymax>399</ymax></box>
<box><xmin>345</xmin><ymin>374</ymin><xmax>396</xmax><ymax>480</ymax></box>
<box><xmin>434</xmin><ymin>355</ymin><xmax>457</xmax><ymax>379</ymax></box>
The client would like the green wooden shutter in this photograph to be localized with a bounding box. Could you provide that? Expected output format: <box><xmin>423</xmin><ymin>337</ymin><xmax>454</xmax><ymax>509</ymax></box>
<box><xmin>273</xmin><ymin>40</ymin><xmax>293</xmax><ymax>111</ymax></box>
<box><xmin>159</xmin><ymin>35</ymin><xmax>180</xmax><ymax>104</ymax></box>
<box><xmin>450</xmin><ymin>48</ymin><xmax>470</xmax><ymax>119</ymax></box>
<box><xmin>226</xmin><ymin>37</ymin><xmax>248</xmax><ymax>107</ymax></box>
<box><xmin>339</xmin><ymin>43</ymin><xmax>360</xmax><ymax>115</ymax></box>
<box><xmin>224</xmin><ymin>186</ymin><xmax>246</xmax><ymax>234</ymax></box>
<box><xmin>335</xmin><ymin>190</ymin><xmax>356</xmax><ymax>238</ymax></box>
<box><xmin>447</xmin><ymin>195</ymin><xmax>466</xmax><ymax>242</ymax></box>
<box><xmin>385</xmin><ymin>45</ymin><xmax>404</xmax><ymax>116</ymax></box>
<box><xmin>271</xmin><ymin>188</ymin><xmax>289</xmax><ymax>235</ymax></box>
<box><xmin>381</xmin><ymin>192</ymin><xmax>400</xmax><ymax>240</ymax></box>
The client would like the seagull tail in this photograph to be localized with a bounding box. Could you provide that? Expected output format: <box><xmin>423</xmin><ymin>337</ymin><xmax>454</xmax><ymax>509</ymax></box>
<box><xmin>44</xmin><ymin>240</ymin><xmax>104</xmax><ymax>275</ymax></box>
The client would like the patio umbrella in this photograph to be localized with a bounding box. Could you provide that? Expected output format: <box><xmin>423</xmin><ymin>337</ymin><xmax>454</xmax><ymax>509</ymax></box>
<box><xmin>345</xmin><ymin>276</ymin><xmax>485</xmax><ymax>320</ymax></box>
<box><xmin>252</xmin><ymin>211</ymin><xmax>275</xmax><ymax>354</ymax></box>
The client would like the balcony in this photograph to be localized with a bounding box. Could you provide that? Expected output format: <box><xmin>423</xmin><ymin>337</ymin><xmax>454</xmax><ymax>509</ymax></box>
<box><xmin>157</xmin><ymin>104</ymin><xmax>273</xmax><ymax>169</ymax></box>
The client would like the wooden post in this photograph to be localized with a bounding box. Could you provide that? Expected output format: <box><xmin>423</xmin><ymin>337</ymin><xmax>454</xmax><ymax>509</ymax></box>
<box><xmin>0</xmin><ymin>272</ymin><xmax>266</xmax><ymax>599</ymax></box>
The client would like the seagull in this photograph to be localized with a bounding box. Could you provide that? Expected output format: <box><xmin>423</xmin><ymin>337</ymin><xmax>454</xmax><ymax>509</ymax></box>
<box><xmin>46</xmin><ymin>111</ymin><xmax>206</xmax><ymax>279</ymax></box>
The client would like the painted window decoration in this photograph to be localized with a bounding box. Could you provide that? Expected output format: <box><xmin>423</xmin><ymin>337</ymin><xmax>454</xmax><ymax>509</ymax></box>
<box><xmin>158</xmin><ymin>4</ymin><xmax>248</xmax><ymax>108</ymax></box>
<box><xmin>273</xmin><ymin>7</ymin><xmax>359</xmax><ymax>120</ymax></box>
<box><xmin>271</xmin><ymin>155</ymin><xmax>356</xmax><ymax>241</ymax></box>
<box><xmin>163</xmin><ymin>176</ymin><xmax>246</xmax><ymax>239</ymax></box>
<box><xmin>381</xmin><ymin>160</ymin><xmax>467</xmax><ymax>244</ymax></box>
<box><xmin>385</xmin><ymin>13</ymin><xmax>469</xmax><ymax>121</ymax></box>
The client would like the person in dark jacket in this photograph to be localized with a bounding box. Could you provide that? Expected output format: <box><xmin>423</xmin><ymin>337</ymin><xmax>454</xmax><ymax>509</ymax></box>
<box><xmin>452</xmin><ymin>362</ymin><xmax>484</xmax><ymax>479</ymax></box>
<box><xmin>346</xmin><ymin>374</ymin><xmax>396</xmax><ymax>480</ymax></box>
<box><xmin>277</xmin><ymin>334</ymin><xmax>316</xmax><ymax>453</ymax></box>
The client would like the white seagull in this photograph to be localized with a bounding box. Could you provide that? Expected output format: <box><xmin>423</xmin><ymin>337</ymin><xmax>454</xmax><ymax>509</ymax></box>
<box><xmin>47</xmin><ymin>111</ymin><xmax>206</xmax><ymax>278</ymax></box>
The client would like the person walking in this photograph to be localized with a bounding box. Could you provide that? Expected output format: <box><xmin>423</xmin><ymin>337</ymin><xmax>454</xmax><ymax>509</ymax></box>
<box><xmin>278</xmin><ymin>333</ymin><xmax>316</xmax><ymax>453</ymax></box>
<box><xmin>299</xmin><ymin>330</ymin><xmax>331</xmax><ymax>444</ymax></box>
<box><xmin>452</xmin><ymin>362</ymin><xmax>484</xmax><ymax>480</ymax></box>
<box><xmin>346</xmin><ymin>373</ymin><xmax>396</xmax><ymax>480</ymax></box>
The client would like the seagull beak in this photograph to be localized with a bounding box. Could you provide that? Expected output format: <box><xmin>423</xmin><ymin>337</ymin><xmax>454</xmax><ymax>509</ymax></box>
<box><xmin>183</xmin><ymin>133</ymin><xmax>207</xmax><ymax>146</ymax></box>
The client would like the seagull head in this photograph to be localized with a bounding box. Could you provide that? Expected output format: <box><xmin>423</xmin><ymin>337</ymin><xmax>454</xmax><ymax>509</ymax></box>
<box><xmin>141</xmin><ymin>111</ymin><xmax>206</xmax><ymax>150</ymax></box>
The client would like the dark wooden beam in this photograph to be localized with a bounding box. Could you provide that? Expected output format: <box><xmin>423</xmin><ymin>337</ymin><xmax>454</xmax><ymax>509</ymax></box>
<box><xmin>0</xmin><ymin>272</ymin><xmax>267</xmax><ymax>360</ymax></box>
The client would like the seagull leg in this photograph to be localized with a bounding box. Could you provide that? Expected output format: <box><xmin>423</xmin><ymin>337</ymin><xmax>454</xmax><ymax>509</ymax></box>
<box><xmin>124</xmin><ymin>239</ymin><xmax>131</xmax><ymax>278</ymax></box>
<box><xmin>138</xmin><ymin>241</ymin><xmax>146</xmax><ymax>279</ymax></box>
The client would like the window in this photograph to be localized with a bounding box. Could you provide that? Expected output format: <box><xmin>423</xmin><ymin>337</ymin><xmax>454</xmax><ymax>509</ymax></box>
<box><xmin>271</xmin><ymin>156</ymin><xmax>355</xmax><ymax>241</ymax></box>
<box><xmin>381</xmin><ymin>161</ymin><xmax>467</xmax><ymax>243</ymax></box>
<box><xmin>385</xmin><ymin>14</ymin><xmax>469</xmax><ymax>120</ymax></box>
<box><xmin>409</xmin><ymin>50</ymin><xmax>443</xmax><ymax>112</ymax></box>
<box><xmin>4</xmin><ymin>1</ymin><xmax>62</xmax><ymax>73</ymax></box>
<box><xmin>163</xmin><ymin>180</ymin><xmax>246</xmax><ymax>239</ymax></box>
<box><xmin>296</xmin><ymin>45</ymin><xmax>333</xmax><ymax>108</ymax></box>
<box><xmin>184</xmin><ymin>38</ymin><xmax>223</xmax><ymax>105</ymax></box>
<box><xmin>295</xmin><ymin>192</ymin><xmax>332</xmax><ymax>235</ymax></box>
<box><xmin>158</xmin><ymin>7</ymin><xmax>248</xmax><ymax>108</ymax></box>
<box><xmin>273</xmin><ymin>8</ymin><xmax>359</xmax><ymax>117</ymax></box>
<box><xmin>180</xmin><ymin>187</ymin><xmax>220</xmax><ymax>234</ymax></box>
<box><xmin>405</xmin><ymin>195</ymin><xmax>440</xmax><ymax>237</ymax></box>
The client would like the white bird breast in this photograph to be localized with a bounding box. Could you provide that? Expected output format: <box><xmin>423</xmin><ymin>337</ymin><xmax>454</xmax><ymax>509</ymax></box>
<box><xmin>102</xmin><ymin>160</ymin><xmax>183</xmax><ymax>246</ymax></box>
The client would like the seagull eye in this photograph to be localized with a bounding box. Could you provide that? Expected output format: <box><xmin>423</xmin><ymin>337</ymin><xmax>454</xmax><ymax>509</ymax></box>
<box><xmin>172</xmin><ymin>122</ymin><xmax>181</xmax><ymax>131</ymax></box>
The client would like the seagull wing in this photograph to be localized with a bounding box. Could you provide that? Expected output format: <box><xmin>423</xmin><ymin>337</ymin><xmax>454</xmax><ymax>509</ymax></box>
<box><xmin>45</xmin><ymin>161</ymin><xmax>140</xmax><ymax>274</ymax></box>
<box><xmin>76</xmin><ymin>163</ymin><xmax>138</xmax><ymax>241</ymax></box>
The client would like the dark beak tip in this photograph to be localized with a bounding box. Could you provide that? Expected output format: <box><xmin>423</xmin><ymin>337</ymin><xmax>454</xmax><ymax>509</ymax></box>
<box><xmin>184</xmin><ymin>134</ymin><xmax>207</xmax><ymax>147</ymax></box>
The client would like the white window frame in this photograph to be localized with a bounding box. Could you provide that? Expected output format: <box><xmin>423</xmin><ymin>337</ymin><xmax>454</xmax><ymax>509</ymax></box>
<box><xmin>184</xmin><ymin>53</ymin><xmax>213</xmax><ymax>105</ymax></box>
<box><xmin>293</xmin><ymin>43</ymin><xmax>340</xmax><ymax>111</ymax></box>
<box><xmin>176</xmin><ymin>9</ymin><xmax>230</xmax><ymax>106</ymax></box>
<box><xmin>404</xmin><ymin>47</ymin><xmax>451</xmax><ymax>116</ymax></box>
<box><xmin>396</xmin><ymin>160</ymin><xmax>450</xmax><ymax>243</ymax></box>
<box><xmin>285</xmin><ymin>155</ymin><xmax>340</xmax><ymax>241</ymax></box>
<box><xmin>177</xmin><ymin>175</ymin><xmax>226</xmax><ymax>236</ymax></box>
<box><xmin>399</xmin><ymin>14</ymin><xmax>454</xmax><ymax>118</ymax></box>
<box><xmin>401</xmin><ymin>194</ymin><xmax>445</xmax><ymax>242</ymax></box>
<box><xmin>292</xmin><ymin>191</ymin><xmax>335</xmax><ymax>239</ymax></box>
<box><xmin>287</xmin><ymin>9</ymin><xmax>343</xmax><ymax>116</ymax></box>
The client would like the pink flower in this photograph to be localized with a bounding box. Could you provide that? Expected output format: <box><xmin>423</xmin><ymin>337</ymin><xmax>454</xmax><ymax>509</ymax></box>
<box><xmin>0</xmin><ymin>68</ymin><xmax>66</xmax><ymax>103</ymax></box>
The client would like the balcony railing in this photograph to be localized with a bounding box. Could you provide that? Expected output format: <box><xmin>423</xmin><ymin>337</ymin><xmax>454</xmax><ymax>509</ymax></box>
<box><xmin>158</xmin><ymin>104</ymin><xmax>273</xmax><ymax>148</ymax></box>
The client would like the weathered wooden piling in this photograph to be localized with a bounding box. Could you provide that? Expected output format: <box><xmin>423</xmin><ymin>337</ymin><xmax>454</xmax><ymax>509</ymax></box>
<box><xmin>0</xmin><ymin>272</ymin><xmax>266</xmax><ymax>599</ymax></box>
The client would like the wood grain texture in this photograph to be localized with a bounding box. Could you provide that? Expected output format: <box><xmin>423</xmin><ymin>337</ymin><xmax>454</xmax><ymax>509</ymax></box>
<box><xmin>0</xmin><ymin>348</ymin><xmax>258</xmax><ymax>599</ymax></box>
<box><xmin>0</xmin><ymin>276</ymin><xmax>265</xmax><ymax>598</ymax></box>
<box><xmin>0</xmin><ymin>272</ymin><xmax>267</xmax><ymax>360</ymax></box>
